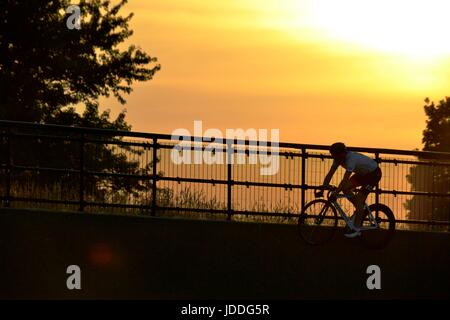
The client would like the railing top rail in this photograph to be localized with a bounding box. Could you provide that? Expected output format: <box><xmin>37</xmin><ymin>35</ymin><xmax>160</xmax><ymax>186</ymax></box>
<box><xmin>1</xmin><ymin>119</ymin><xmax>450</xmax><ymax>160</ymax></box>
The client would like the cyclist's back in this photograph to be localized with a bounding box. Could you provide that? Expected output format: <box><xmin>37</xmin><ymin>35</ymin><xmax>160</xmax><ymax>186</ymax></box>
<box><xmin>332</xmin><ymin>151</ymin><xmax>378</xmax><ymax>175</ymax></box>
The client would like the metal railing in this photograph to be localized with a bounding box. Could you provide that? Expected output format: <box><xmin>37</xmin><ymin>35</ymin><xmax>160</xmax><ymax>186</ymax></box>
<box><xmin>1</xmin><ymin>120</ymin><xmax>449</xmax><ymax>231</ymax></box>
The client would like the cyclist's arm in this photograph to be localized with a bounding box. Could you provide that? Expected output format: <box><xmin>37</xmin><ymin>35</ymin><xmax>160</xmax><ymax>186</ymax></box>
<box><xmin>322</xmin><ymin>164</ymin><xmax>338</xmax><ymax>187</ymax></box>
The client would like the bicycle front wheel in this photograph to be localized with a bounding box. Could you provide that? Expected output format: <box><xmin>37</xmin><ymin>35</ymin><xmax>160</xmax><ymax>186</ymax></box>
<box><xmin>298</xmin><ymin>199</ymin><xmax>338</xmax><ymax>245</ymax></box>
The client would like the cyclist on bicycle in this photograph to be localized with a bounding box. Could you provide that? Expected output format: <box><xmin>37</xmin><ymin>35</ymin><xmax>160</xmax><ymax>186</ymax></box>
<box><xmin>316</xmin><ymin>142</ymin><xmax>382</xmax><ymax>238</ymax></box>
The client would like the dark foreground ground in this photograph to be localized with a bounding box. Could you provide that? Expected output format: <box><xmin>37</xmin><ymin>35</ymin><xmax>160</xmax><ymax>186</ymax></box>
<box><xmin>0</xmin><ymin>208</ymin><xmax>449</xmax><ymax>299</ymax></box>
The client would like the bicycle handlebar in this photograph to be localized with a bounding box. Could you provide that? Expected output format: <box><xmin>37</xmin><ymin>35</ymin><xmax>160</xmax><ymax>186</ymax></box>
<box><xmin>315</xmin><ymin>185</ymin><xmax>337</xmax><ymax>199</ymax></box>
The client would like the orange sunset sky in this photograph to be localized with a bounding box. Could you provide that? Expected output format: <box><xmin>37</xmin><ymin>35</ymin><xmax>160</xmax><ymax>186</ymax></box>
<box><xmin>99</xmin><ymin>0</ymin><xmax>450</xmax><ymax>150</ymax></box>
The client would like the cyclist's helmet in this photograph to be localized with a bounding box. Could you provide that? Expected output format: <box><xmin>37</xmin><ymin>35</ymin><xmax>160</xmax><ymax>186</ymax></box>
<box><xmin>330</xmin><ymin>142</ymin><xmax>347</xmax><ymax>158</ymax></box>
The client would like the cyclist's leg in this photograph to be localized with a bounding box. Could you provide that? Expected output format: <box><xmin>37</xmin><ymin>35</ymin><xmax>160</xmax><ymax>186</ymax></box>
<box><xmin>346</xmin><ymin>174</ymin><xmax>367</xmax><ymax>228</ymax></box>
<box><xmin>355</xmin><ymin>168</ymin><xmax>382</xmax><ymax>227</ymax></box>
<box><xmin>354</xmin><ymin>187</ymin><xmax>370</xmax><ymax>228</ymax></box>
<box><xmin>353</xmin><ymin>168</ymin><xmax>381</xmax><ymax>227</ymax></box>
<box><xmin>343</xmin><ymin>179</ymin><xmax>366</xmax><ymax>237</ymax></box>
<box><xmin>343</xmin><ymin>189</ymin><xmax>357</xmax><ymax>207</ymax></box>
<box><xmin>346</xmin><ymin>174</ymin><xmax>363</xmax><ymax>208</ymax></box>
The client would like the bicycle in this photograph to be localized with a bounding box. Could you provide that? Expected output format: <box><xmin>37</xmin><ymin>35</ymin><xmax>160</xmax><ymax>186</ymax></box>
<box><xmin>298</xmin><ymin>185</ymin><xmax>396</xmax><ymax>249</ymax></box>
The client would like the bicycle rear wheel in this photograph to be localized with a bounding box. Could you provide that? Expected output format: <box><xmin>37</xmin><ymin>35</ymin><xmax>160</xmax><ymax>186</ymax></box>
<box><xmin>359</xmin><ymin>203</ymin><xmax>396</xmax><ymax>249</ymax></box>
<box><xmin>298</xmin><ymin>199</ymin><xmax>338</xmax><ymax>245</ymax></box>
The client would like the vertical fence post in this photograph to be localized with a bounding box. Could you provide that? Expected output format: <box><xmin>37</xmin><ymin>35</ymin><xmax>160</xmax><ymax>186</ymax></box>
<box><xmin>447</xmin><ymin>163</ymin><xmax>450</xmax><ymax>232</ymax></box>
<box><xmin>79</xmin><ymin>132</ymin><xmax>85</xmax><ymax>212</ymax></box>
<box><xmin>227</xmin><ymin>140</ymin><xmax>233</xmax><ymax>221</ymax></box>
<box><xmin>151</xmin><ymin>137</ymin><xmax>158</xmax><ymax>216</ymax></box>
<box><xmin>431</xmin><ymin>164</ymin><xmax>435</xmax><ymax>231</ymax></box>
<box><xmin>375</xmin><ymin>152</ymin><xmax>380</xmax><ymax>210</ymax></box>
<box><xmin>301</xmin><ymin>147</ymin><xmax>306</xmax><ymax>213</ymax></box>
<box><xmin>5</xmin><ymin>126</ymin><xmax>11</xmax><ymax>207</ymax></box>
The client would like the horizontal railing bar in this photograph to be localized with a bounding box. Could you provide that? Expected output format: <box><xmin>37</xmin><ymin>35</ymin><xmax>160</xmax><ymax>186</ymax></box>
<box><xmin>159</xmin><ymin>176</ymin><xmax>305</xmax><ymax>189</ymax></box>
<box><xmin>158</xmin><ymin>207</ymin><xmax>301</xmax><ymax>218</ymax></box>
<box><xmin>155</xmin><ymin>207</ymin><xmax>229</xmax><ymax>215</ymax></box>
<box><xmin>3</xmin><ymin>164</ymin><xmax>450</xmax><ymax>198</ymax></box>
<box><xmin>0</xmin><ymin>196</ymin><xmax>80</xmax><ymax>205</ymax></box>
<box><xmin>3</xmin><ymin>165</ymin><xmax>150</xmax><ymax>180</ymax></box>
<box><xmin>232</xmin><ymin>210</ymin><xmax>299</xmax><ymax>218</ymax></box>
<box><xmin>5</xmin><ymin>132</ymin><xmax>80</xmax><ymax>142</ymax></box>
<box><xmin>86</xmin><ymin>170</ymin><xmax>151</xmax><ymax>180</ymax></box>
<box><xmin>233</xmin><ymin>181</ymin><xmax>303</xmax><ymax>189</ymax></box>
<box><xmin>2</xmin><ymin>198</ymin><xmax>448</xmax><ymax>226</ymax></box>
<box><xmin>287</xmin><ymin>213</ymin><xmax>450</xmax><ymax>226</ymax></box>
<box><xmin>85</xmin><ymin>202</ymin><xmax>151</xmax><ymax>209</ymax></box>
<box><xmin>379</xmin><ymin>158</ymin><xmax>450</xmax><ymax>167</ymax></box>
<box><xmin>7</xmin><ymin>165</ymin><xmax>450</xmax><ymax>198</ymax></box>
<box><xmin>5</xmin><ymin>137</ymin><xmax>450</xmax><ymax>167</ymax></box>
<box><xmin>0</xmin><ymin>197</ymin><xmax>149</xmax><ymax>210</ymax></box>
<box><xmin>84</xmin><ymin>138</ymin><xmax>152</xmax><ymax>148</ymax></box>
<box><xmin>1</xmin><ymin>120</ymin><xmax>450</xmax><ymax>159</ymax></box>
<box><xmin>2</xmin><ymin>132</ymin><xmax>153</xmax><ymax>149</ymax></box>
<box><xmin>394</xmin><ymin>218</ymin><xmax>450</xmax><ymax>226</ymax></box>
<box><xmin>9</xmin><ymin>165</ymin><xmax>81</xmax><ymax>175</ymax></box>
<box><xmin>306</xmin><ymin>153</ymin><xmax>450</xmax><ymax>166</ymax></box>
<box><xmin>158</xmin><ymin>143</ymin><xmax>297</xmax><ymax>157</ymax></box>
<box><xmin>151</xmin><ymin>143</ymin><xmax>450</xmax><ymax>166</ymax></box>
<box><xmin>159</xmin><ymin>176</ymin><xmax>228</xmax><ymax>185</ymax></box>
<box><xmin>157</xmin><ymin>207</ymin><xmax>450</xmax><ymax>225</ymax></box>
<box><xmin>378</xmin><ymin>189</ymin><xmax>450</xmax><ymax>198</ymax></box>
<box><xmin>160</xmin><ymin>178</ymin><xmax>450</xmax><ymax>197</ymax></box>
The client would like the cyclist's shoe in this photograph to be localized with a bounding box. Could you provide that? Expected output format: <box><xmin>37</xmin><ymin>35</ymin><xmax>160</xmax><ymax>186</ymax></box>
<box><xmin>344</xmin><ymin>228</ymin><xmax>361</xmax><ymax>238</ymax></box>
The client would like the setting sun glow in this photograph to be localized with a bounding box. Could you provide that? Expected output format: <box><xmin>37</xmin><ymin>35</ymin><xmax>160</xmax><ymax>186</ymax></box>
<box><xmin>306</xmin><ymin>0</ymin><xmax>450</xmax><ymax>59</ymax></box>
<box><xmin>258</xmin><ymin>0</ymin><xmax>450</xmax><ymax>59</ymax></box>
<box><xmin>103</xmin><ymin>0</ymin><xmax>450</xmax><ymax>150</ymax></box>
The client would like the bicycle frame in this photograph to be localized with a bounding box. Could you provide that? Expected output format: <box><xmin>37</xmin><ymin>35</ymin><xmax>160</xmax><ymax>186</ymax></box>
<box><xmin>330</xmin><ymin>194</ymin><xmax>379</xmax><ymax>231</ymax></box>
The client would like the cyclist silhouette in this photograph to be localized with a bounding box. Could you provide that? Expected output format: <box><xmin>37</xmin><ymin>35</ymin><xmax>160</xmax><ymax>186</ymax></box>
<box><xmin>316</xmin><ymin>142</ymin><xmax>382</xmax><ymax>238</ymax></box>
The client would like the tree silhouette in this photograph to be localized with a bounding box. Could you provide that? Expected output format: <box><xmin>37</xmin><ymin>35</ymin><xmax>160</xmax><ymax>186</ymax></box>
<box><xmin>0</xmin><ymin>0</ymin><xmax>160</xmax><ymax>122</ymax></box>
<box><xmin>0</xmin><ymin>0</ymin><xmax>160</xmax><ymax>208</ymax></box>
<box><xmin>422</xmin><ymin>97</ymin><xmax>450</xmax><ymax>153</ymax></box>
<box><xmin>405</xmin><ymin>98</ymin><xmax>450</xmax><ymax>228</ymax></box>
